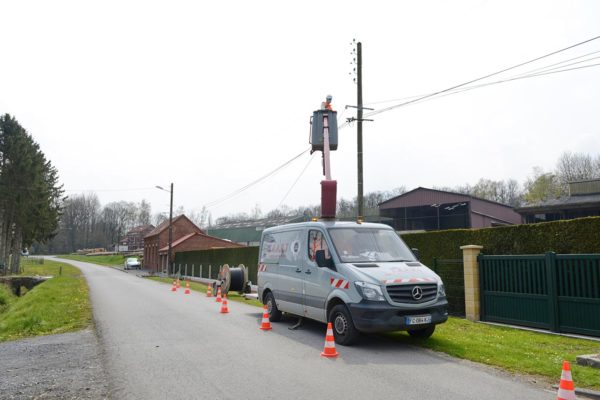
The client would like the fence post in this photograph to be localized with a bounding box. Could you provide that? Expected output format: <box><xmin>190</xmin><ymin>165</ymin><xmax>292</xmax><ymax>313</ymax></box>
<box><xmin>185</xmin><ymin>264</ymin><xmax>188</xmax><ymax>277</ymax></box>
<box><xmin>208</xmin><ymin>265</ymin><xmax>212</xmax><ymax>280</ymax></box>
<box><xmin>192</xmin><ymin>264</ymin><xmax>195</xmax><ymax>278</ymax></box>
<box><xmin>200</xmin><ymin>264</ymin><xmax>203</xmax><ymax>278</ymax></box>
<box><xmin>545</xmin><ymin>251</ymin><xmax>560</xmax><ymax>332</ymax></box>
<box><xmin>461</xmin><ymin>245</ymin><xmax>483</xmax><ymax>322</ymax></box>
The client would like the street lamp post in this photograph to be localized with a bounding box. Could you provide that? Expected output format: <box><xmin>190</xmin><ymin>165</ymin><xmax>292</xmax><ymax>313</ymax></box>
<box><xmin>156</xmin><ymin>183</ymin><xmax>174</xmax><ymax>276</ymax></box>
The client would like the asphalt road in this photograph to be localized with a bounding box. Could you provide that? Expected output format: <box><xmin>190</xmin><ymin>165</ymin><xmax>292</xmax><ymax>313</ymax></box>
<box><xmin>54</xmin><ymin>257</ymin><xmax>557</xmax><ymax>400</ymax></box>
<box><xmin>0</xmin><ymin>328</ymin><xmax>109</xmax><ymax>399</ymax></box>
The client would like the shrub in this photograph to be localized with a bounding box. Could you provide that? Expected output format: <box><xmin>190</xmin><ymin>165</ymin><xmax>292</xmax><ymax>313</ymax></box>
<box><xmin>401</xmin><ymin>217</ymin><xmax>600</xmax><ymax>267</ymax></box>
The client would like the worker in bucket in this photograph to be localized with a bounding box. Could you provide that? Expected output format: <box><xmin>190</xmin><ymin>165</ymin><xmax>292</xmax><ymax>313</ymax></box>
<box><xmin>321</xmin><ymin>94</ymin><xmax>333</xmax><ymax>111</ymax></box>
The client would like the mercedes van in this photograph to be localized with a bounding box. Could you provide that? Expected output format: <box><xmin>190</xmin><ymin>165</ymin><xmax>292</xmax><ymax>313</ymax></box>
<box><xmin>257</xmin><ymin>221</ymin><xmax>448</xmax><ymax>345</ymax></box>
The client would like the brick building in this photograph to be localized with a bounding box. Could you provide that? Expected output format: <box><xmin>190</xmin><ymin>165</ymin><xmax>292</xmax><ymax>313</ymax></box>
<box><xmin>143</xmin><ymin>215</ymin><xmax>203</xmax><ymax>273</ymax></box>
<box><xmin>121</xmin><ymin>224</ymin><xmax>154</xmax><ymax>251</ymax></box>
<box><xmin>158</xmin><ymin>232</ymin><xmax>244</xmax><ymax>265</ymax></box>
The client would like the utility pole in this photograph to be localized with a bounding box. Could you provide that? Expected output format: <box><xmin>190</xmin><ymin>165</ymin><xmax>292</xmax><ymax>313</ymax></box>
<box><xmin>168</xmin><ymin>182</ymin><xmax>173</xmax><ymax>276</ymax></box>
<box><xmin>155</xmin><ymin>183</ymin><xmax>175</xmax><ymax>275</ymax></box>
<box><xmin>348</xmin><ymin>40</ymin><xmax>373</xmax><ymax>221</ymax></box>
<box><xmin>357</xmin><ymin>42</ymin><xmax>364</xmax><ymax>220</ymax></box>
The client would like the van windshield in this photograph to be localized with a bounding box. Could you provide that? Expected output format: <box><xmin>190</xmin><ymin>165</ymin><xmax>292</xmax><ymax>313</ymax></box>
<box><xmin>328</xmin><ymin>228</ymin><xmax>416</xmax><ymax>263</ymax></box>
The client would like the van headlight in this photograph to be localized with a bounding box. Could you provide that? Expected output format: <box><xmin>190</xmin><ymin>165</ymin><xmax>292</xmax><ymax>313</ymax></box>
<box><xmin>438</xmin><ymin>283</ymin><xmax>446</xmax><ymax>297</ymax></box>
<box><xmin>355</xmin><ymin>281</ymin><xmax>385</xmax><ymax>301</ymax></box>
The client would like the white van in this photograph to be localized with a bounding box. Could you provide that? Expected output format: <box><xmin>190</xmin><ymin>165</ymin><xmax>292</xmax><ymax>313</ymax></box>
<box><xmin>257</xmin><ymin>221</ymin><xmax>448</xmax><ymax>345</ymax></box>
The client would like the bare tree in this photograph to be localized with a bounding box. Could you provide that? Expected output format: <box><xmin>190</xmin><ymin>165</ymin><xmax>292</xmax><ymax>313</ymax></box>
<box><xmin>187</xmin><ymin>206</ymin><xmax>211</xmax><ymax>229</ymax></box>
<box><xmin>470</xmin><ymin>179</ymin><xmax>522</xmax><ymax>206</ymax></box>
<box><xmin>503</xmin><ymin>179</ymin><xmax>522</xmax><ymax>207</ymax></box>
<box><xmin>59</xmin><ymin>193</ymin><xmax>102</xmax><ymax>252</ymax></box>
<box><xmin>153</xmin><ymin>212</ymin><xmax>168</xmax><ymax>226</ymax></box>
<box><xmin>555</xmin><ymin>152</ymin><xmax>599</xmax><ymax>193</ymax></box>
<box><xmin>100</xmin><ymin>201</ymin><xmax>137</xmax><ymax>249</ymax></box>
<box><xmin>250</xmin><ymin>203</ymin><xmax>263</xmax><ymax>220</ymax></box>
<box><xmin>137</xmin><ymin>199</ymin><xmax>152</xmax><ymax>225</ymax></box>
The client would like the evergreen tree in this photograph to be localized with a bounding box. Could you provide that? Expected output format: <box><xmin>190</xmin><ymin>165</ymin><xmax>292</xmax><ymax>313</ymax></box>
<box><xmin>0</xmin><ymin>114</ymin><xmax>64</xmax><ymax>273</ymax></box>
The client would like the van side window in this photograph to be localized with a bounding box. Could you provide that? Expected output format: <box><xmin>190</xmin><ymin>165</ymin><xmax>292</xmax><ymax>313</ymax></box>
<box><xmin>261</xmin><ymin>231</ymin><xmax>303</xmax><ymax>264</ymax></box>
<box><xmin>308</xmin><ymin>230</ymin><xmax>329</xmax><ymax>262</ymax></box>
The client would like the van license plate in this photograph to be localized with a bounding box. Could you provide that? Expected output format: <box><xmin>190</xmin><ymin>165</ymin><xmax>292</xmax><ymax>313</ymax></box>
<box><xmin>406</xmin><ymin>315</ymin><xmax>432</xmax><ymax>325</ymax></box>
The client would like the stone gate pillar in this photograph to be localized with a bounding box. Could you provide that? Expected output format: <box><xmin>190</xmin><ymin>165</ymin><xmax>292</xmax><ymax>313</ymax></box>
<box><xmin>460</xmin><ymin>245</ymin><xmax>483</xmax><ymax>322</ymax></box>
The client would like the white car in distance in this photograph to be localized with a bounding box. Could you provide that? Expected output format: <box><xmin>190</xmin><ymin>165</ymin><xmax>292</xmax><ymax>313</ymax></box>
<box><xmin>124</xmin><ymin>257</ymin><xmax>141</xmax><ymax>270</ymax></box>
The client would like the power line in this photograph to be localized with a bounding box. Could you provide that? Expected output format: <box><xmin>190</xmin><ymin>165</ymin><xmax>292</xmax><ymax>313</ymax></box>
<box><xmin>366</xmin><ymin>34</ymin><xmax>600</xmax><ymax>117</ymax></box>
<box><xmin>276</xmin><ymin>152</ymin><xmax>316</xmax><ymax>209</ymax></box>
<box><xmin>516</xmin><ymin>55</ymin><xmax>600</xmax><ymax>77</ymax></box>
<box><xmin>204</xmin><ymin>148</ymin><xmax>310</xmax><ymax>209</ymax></box>
<box><xmin>509</xmin><ymin>49</ymin><xmax>600</xmax><ymax>78</ymax></box>
<box><xmin>362</xmin><ymin>61</ymin><xmax>600</xmax><ymax>115</ymax></box>
<box><xmin>362</xmin><ymin>49</ymin><xmax>600</xmax><ymax>108</ymax></box>
<box><xmin>62</xmin><ymin>187</ymin><xmax>156</xmax><ymax>192</ymax></box>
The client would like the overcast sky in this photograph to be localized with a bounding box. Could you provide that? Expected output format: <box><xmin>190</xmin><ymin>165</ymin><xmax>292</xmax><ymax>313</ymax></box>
<box><xmin>1</xmin><ymin>0</ymin><xmax>599</xmax><ymax>221</ymax></box>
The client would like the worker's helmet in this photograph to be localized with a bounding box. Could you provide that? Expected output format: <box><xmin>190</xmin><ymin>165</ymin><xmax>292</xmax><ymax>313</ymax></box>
<box><xmin>326</xmin><ymin>94</ymin><xmax>332</xmax><ymax>102</ymax></box>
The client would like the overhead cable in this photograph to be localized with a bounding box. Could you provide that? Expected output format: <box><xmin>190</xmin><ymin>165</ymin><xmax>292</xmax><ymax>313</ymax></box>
<box><xmin>276</xmin><ymin>152</ymin><xmax>316</xmax><ymax>209</ymax></box>
<box><xmin>204</xmin><ymin>148</ymin><xmax>310</xmax><ymax>209</ymax></box>
<box><xmin>366</xmin><ymin>34</ymin><xmax>600</xmax><ymax>117</ymax></box>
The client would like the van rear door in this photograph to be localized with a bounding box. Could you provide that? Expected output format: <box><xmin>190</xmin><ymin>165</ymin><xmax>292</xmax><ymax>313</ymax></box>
<box><xmin>269</xmin><ymin>229</ymin><xmax>305</xmax><ymax>316</ymax></box>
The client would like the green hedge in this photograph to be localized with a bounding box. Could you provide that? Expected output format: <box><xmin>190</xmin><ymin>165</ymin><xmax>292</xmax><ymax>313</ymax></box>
<box><xmin>431</xmin><ymin>260</ymin><xmax>465</xmax><ymax>316</ymax></box>
<box><xmin>401</xmin><ymin>217</ymin><xmax>600</xmax><ymax>317</ymax></box>
<box><xmin>174</xmin><ymin>247</ymin><xmax>260</xmax><ymax>283</ymax></box>
<box><xmin>401</xmin><ymin>217</ymin><xmax>600</xmax><ymax>267</ymax></box>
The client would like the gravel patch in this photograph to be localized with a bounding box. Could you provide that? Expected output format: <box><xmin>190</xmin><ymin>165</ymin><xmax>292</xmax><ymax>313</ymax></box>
<box><xmin>0</xmin><ymin>329</ymin><xmax>109</xmax><ymax>399</ymax></box>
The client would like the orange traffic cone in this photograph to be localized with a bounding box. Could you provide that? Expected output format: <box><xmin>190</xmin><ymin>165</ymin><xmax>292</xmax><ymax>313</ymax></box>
<box><xmin>215</xmin><ymin>286</ymin><xmax>222</xmax><ymax>303</ymax></box>
<box><xmin>184</xmin><ymin>280</ymin><xmax>191</xmax><ymax>295</ymax></box>
<box><xmin>259</xmin><ymin>305</ymin><xmax>272</xmax><ymax>330</ymax></box>
<box><xmin>220</xmin><ymin>294</ymin><xmax>229</xmax><ymax>313</ymax></box>
<box><xmin>171</xmin><ymin>280</ymin><xmax>177</xmax><ymax>292</ymax></box>
<box><xmin>176</xmin><ymin>278</ymin><xmax>181</xmax><ymax>289</ymax></box>
<box><xmin>206</xmin><ymin>284</ymin><xmax>213</xmax><ymax>297</ymax></box>
<box><xmin>320</xmin><ymin>322</ymin><xmax>339</xmax><ymax>358</ymax></box>
<box><xmin>557</xmin><ymin>360</ymin><xmax>577</xmax><ymax>400</ymax></box>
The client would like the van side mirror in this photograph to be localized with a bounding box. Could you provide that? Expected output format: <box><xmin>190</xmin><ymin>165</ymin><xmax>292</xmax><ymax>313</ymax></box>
<box><xmin>411</xmin><ymin>248</ymin><xmax>420</xmax><ymax>261</ymax></box>
<box><xmin>315</xmin><ymin>250</ymin><xmax>334</xmax><ymax>270</ymax></box>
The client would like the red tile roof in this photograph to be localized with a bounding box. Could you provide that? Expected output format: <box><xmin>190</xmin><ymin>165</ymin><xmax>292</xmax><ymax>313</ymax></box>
<box><xmin>144</xmin><ymin>214</ymin><xmax>203</xmax><ymax>238</ymax></box>
<box><xmin>158</xmin><ymin>232</ymin><xmax>244</xmax><ymax>252</ymax></box>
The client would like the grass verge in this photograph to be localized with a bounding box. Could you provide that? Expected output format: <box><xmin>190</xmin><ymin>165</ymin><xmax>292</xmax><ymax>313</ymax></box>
<box><xmin>0</xmin><ymin>283</ymin><xmax>17</xmax><ymax>314</ymax></box>
<box><xmin>0</xmin><ymin>258</ymin><xmax>91</xmax><ymax>342</ymax></box>
<box><xmin>59</xmin><ymin>254</ymin><xmax>126</xmax><ymax>267</ymax></box>
<box><xmin>385</xmin><ymin>318</ymin><xmax>600</xmax><ymax>390</ymax></box>
<box><xmin>147</xmin><ymin>276</ymin><xmax>263</xmax><ymax>308</ymax></box>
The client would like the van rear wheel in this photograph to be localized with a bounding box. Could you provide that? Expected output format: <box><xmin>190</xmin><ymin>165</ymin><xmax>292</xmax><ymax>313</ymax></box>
<box><xmin>329</xmin><ymin>304</ymin><xmax>359</xmax><ymax>346</ymax></box>
<box><xmin>264</xmin><ymin>292</ymin><xmax>282</xmax><ymax>322</ymax></box>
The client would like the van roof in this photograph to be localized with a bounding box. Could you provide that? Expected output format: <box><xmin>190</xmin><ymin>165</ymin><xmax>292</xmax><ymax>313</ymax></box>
<box><xmin>262</xmin><ymin>220</ymin><xmax>393</xmax><ymax>234</ymax></box>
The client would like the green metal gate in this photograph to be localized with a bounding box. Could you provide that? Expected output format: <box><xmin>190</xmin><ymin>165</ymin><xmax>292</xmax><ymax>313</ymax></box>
<box><xmin>479</xmin><ymin>252</ymin><xmax>600</xmax><ymax>337</ymax></box>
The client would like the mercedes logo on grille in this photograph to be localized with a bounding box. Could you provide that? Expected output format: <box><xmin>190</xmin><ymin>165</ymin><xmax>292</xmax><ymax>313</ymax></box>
<box><xmin>412</xmin><ymin>286</ymin><xmax>423</xmax><ymax>300</ymax></box>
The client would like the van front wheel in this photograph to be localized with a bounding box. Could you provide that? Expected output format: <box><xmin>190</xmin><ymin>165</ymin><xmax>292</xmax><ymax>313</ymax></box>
<box><xmin>264</xmin><ymin>292</ymin><xmax>282</xmax><ymax>322</ymax></box>
<box><xmin>329</xmin><ymin>304</ymin><xmax>359</xmax><ymax>346</ymax></box>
